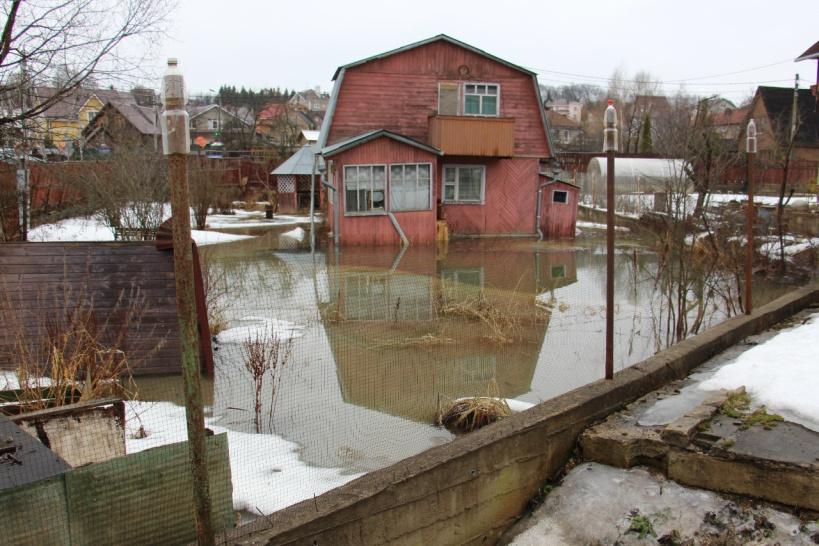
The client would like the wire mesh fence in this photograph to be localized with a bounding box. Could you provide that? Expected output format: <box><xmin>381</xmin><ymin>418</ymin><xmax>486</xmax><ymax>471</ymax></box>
<box><xmin>0</xmin><ymin>169</ymin><xmax>816</xmax><ymax>543</ymax></box>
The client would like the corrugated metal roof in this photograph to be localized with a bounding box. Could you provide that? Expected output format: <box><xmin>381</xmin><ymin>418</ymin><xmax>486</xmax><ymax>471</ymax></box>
<box><xmin>271</xmin><ymin>144</ymin><xmax>324</xmax><ymax>176</ymax></box>
<box><xmin>320</xmin><ymin>129</ymin><xmax>442</xmax><ymax>158</ymax></box>
<box><xmin>331</xmin><ymin>34</ymin><xmax>536</xmax><ymax>81</ymax></box>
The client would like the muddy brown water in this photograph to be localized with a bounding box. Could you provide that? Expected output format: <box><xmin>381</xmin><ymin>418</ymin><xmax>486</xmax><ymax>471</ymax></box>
<box><xmin>135</xmin><ymin>236</ymin><xmax>796</xmax><ymax>476</ymax></box>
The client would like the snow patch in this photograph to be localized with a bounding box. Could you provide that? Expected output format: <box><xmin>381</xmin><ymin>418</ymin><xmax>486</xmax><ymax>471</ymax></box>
<box><xmin>699</xmin><ymin>312</ymin><xmax>819</xmax><ymax>432</ymax></box>
<box><xmin>215</xmin><ymin>316</ymin><xmax>305</xmax><ymax>345</ymax></box>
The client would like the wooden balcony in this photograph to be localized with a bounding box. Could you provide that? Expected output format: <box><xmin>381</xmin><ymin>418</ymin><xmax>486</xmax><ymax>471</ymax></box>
<box><xmin>427</xmin><ymin>115</ymin><xmax>515</xmax><ymax>157</ymax></box>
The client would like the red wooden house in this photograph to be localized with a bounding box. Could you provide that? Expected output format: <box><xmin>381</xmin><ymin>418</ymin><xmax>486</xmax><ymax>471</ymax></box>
<box><xmin>318</xmin><ymin>35</ymin><xmax>576</xmax><ymax>245</ymax></box>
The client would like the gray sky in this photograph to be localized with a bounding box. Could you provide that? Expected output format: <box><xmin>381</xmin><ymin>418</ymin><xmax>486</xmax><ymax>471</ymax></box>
<box><xmin>156</xmin><ymin>0</ymin><xmax>817</xmax><ymax>104</ymax></box>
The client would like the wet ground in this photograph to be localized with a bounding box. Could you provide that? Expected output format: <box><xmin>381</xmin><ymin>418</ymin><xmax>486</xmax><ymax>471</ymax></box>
<box><xmin>133</xmin><ymin>233</ymin><xmax>798</xmax><ymax>511</ymax></box>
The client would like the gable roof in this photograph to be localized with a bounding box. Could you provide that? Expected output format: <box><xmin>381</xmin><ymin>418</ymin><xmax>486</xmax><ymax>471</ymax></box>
<box><xmin>331</xmin><ymin>34</ymin><xmax>536</xmax><ymax>81</ymax></box>
<box><xmin>545</xmin><ymin>110</ymin><xmax>580</xmax><ymax>128</ymax></box>
<box><xmin>34</xmin><ymin>86</ymin><xmax>135</xmax><ymax>119</ymax></box>
<box><xmin>271</xmin><ymin>144</ymin><xmax>324</xmax><ymax>176</ymax></box>
<box><xmin>757</xmin><ymin>86</ymin><xmax>819</xmax><ymax>146</ymax></box>
<box><xmin>188</xmin><ymin>104</ymin><xmax>251</xmax><ymax>125</ymax></box>
<box><xmin>796</xmin><ymin>40</ymin><xmax>819</xmax><ymax>62</ymax></box>
<box><xmin>321</xmin><ymin>129</ymin><xmax>442</xmax><ymax>158</ymax></box>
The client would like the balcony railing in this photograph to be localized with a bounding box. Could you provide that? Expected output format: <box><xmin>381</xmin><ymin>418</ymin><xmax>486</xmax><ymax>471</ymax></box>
<box><xmin>428</xmin><ymin>115</ymin><xmax>515</xmax><ymax>157</ymax></box>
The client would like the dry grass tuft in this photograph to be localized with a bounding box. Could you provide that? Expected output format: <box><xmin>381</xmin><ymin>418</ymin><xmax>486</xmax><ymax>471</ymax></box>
<box><xmin>440</xmin><ymin>396</ymin><xmax>512</xmax><ymax>433</ymax></box>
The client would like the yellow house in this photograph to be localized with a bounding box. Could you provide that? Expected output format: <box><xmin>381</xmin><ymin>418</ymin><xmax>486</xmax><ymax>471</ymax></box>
<box><xmin>32</xmin><ymin>87</ymin><xmax>140</xmax><ymax>153</ymax></box>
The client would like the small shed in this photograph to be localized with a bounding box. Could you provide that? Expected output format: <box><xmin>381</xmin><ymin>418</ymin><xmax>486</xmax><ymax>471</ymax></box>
<box><xmin>539</xmin><ymin>173</ymin><xmax>579</xmax><ymax>239</ymax></box>
<box><xmin>270</xmin><ymin>144</ymin><xmax>323</xmax><ymax>213</ymax></box>
<box><xmin>584</xmin><ymin>157</ymin><xmax>689</xmax><ymax>209</ymax></box>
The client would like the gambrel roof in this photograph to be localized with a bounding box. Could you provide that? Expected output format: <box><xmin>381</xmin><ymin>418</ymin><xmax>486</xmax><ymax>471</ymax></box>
<box><xmin>331</xmin><ymin>34</ymin><xmax>536</xmax><ymax>81</ymax></box>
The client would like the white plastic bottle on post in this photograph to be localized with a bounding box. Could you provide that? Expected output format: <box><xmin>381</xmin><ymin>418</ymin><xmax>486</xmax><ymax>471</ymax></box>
<box><xmin>161</xmin><ymin>58</ymin><xmax>190</xmax><ymax>155</ymax></box>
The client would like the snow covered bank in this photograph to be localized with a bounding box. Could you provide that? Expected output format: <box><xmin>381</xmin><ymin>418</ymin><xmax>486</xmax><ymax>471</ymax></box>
<box><xmin>698</xmin><ymin>312</ymin><xmax>819</xmax><ymax>432</ymax></box>
<box><xmin>29</xmin><ymin>214</ymin><xmax>253</xmax><ymax>246</ymax></box>
<box><xmin>125</xmin><ymin>401</ymin><xmax>361</xmax><ymax>515</ymax></box>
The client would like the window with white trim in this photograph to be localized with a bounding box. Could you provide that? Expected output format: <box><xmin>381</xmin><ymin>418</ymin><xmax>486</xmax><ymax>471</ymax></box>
<box><xmin>443</xmin><ymin>165</ymin><xmax>485</xmax><ymax>203</ymax></box>
<box><xmin>464</xmin><ymin>84</ymin><xmax>499</xmax><ymax>116</ymax></box>
<box><xmin>390</xmin><ymin>163</ymin><xmax>431</xmax><ymax>211</ymax></box>
<box><xmin>345</xmin><ymin>165</ymin><xmax>386</xmax><ymax>213</ymax></box>
<box><xmin>552</xmin><ymin>190</ymin><xmax>568</xmax><ymax>204</ymax></box>
<box><xmin>208</xmin><ymin>119</ymin><xmax>219</xmax><ymax>130</ymax></box>
<box><xmin>86</xmin><ymin>109</ymin><xmax>98</xmax><ymax>122</ymax></box>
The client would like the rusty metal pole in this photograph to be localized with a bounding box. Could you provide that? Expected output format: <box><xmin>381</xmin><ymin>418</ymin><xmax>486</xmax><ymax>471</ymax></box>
<box><xmin>744</xmin><ymin>119</ymin><xmax>758</xmax><ymax>315</ymax></box>
<box><xmin>161</xmin><ymin>58</ymin><xmax>215</xmax><ymax>545</ymax></box>
<box><xmin>603</xmin><ymin>100</ymin><xmax>618</xmax><ymax>380</ymax></box>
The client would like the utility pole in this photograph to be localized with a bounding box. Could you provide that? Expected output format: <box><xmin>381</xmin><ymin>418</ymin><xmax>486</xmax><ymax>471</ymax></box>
<box><xmin>745</xmin><ymin>119</ymin><xmax>757</xmax><ymax>315</ymax></box>
<box><xmin>603</xmin><ymin>99</ymin><xmax>618</xmax><ymax>380</ymax></box>
<box><xmin>790</xmin><ymin>74</ymin><xmax>799</xmax><ymax>142</ymax></box>
<box><xmin>161</xmin><ymin>58</ymin><xmax>216</xmax><ymax>546</ymax></box>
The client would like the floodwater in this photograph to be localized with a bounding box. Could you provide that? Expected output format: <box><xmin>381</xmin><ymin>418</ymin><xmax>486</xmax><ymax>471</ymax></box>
<box><xmin>135</xmin><ymin>234</ymin><xmax>794</xmax><ymax>484</ymax></box>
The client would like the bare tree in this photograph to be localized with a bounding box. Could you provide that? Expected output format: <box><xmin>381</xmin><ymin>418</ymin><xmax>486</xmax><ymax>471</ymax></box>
<box><xmin>0</xmin><ymin>0</ymin><xmax>172</xmax><ymax>128</ymax></box>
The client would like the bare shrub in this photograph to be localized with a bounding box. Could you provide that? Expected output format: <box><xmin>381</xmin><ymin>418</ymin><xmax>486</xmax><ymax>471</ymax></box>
<box><xmin>239</xmin><ymin>329</ymin><xmax>293</xmax><ymax>433</ymax></box>
<box><xmin>0</xmin><ymin>277</ymin><xmax>160</xmax><ymax>413</ymax></box>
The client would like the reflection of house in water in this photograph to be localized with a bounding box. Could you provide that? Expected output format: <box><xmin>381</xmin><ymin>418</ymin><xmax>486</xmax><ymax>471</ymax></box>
<box><xmin>322</xmin><ymin>241</ymin><xmax>577</xmax><ymax>422</ymax></box>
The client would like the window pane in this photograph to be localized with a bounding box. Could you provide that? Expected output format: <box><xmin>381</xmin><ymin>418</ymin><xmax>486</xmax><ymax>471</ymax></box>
<box><xmin>444</xmin><ymin>167</ymin><xmax>456</xmax><ymax>183</ymax></box>
<box><xmin>373</xmin><ymin>166</ymin><xmax>386</xmax><ymax>189</ymax></box>
<box><xmin>464</xmin><ymin>95</ymin><xmax>480</xmax><ymax>114</ymax></box>
<box><xmin>346</xmin><ymin>189</ymin><xmax>358</xmax><ymax>212</ymax></box>
<box><xmin>458</xmin><ymin>167</ymin><xmax>482</xmax><ymax>201</ymax></box>
<box><xmin>416</xmin><ymin>176</ymin><xmax>430</xmax><ymax>209</ymax></box>
<box><xmin>345</xmin><ymin>166</ymin><xmax>357</xmax><ymax>189</ymax></box>
<box><xmin>404</xmin><ymin>164</ymin><xmax>416</xmax><ymax>180</ymax></box>
<box><xmin>465</xmin><ymin>84</ymin><xmax>475</xmax><ymax>93</ymax></box>
<box><xmin>553</xmin><ymin>190</ymin><xmax>568</xmax><ymax>203</ymax></box>
<box><xmin>372</xmin><ymin>188</ymin><xmax>385</xmax><ymax>210</ymax></box>
<box><xmin>487</xmin><ymin>85</ymin><xmax>498</xmax><ymax>95</ymax></box>
<box><xmin>391</xmin><ymin>165</ymin><xmax>403</xmax><ymax>184</ymax></box>
<box><xmin>482</xmin><ymin>95</ymin><xmax>497</xmax><ymax>116</ymax></box>
<box><xmin>418</xmin><ymin>164</ymin><xmax>431</xmax><ymax>180</ymax></box>
<box><xmin>444</xmin><ymin>183</ymin><xmax>455</xmax><ymax>201</ymax></box>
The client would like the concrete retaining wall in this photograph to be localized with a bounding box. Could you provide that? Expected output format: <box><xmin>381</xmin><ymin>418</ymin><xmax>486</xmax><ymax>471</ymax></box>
<box><xmin>228</xmin><ymin>283</ymin><xmax>819</xmax><ymax>546</ymax></box>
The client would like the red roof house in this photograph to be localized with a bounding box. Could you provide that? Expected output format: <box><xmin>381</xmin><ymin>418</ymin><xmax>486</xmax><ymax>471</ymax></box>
<box><xmin>318</xmin><ymin>35</ymin><xmax>572</xmax><ymax>245</ymax></box>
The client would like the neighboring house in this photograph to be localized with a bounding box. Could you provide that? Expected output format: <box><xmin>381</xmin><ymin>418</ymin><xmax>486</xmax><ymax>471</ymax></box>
<box><xmin>257</xmin><ymin>102</ymin><xmax>318</xmax><ymax>147</ymax></box>
<box><xmin>543</xmin><ymin>96</ymin><xmax>582</xmax><ymax>123</ymax></box>
<box><xmin>704</xmin><ymin>97</ymin><xmax>737</xmax><ymax>116</ymax></box>
<box><xmin>625</xmin><ymin>94</ymin><xmax>672</xmax><ymax>153</ymax></box>
<box><xmin>711</xmin><ymin>106</ymin><xmax>750</xmax><ymax>143</ymax></box>
<box><xmin>83</xmin><ymin>101</ymin><xmax>161</xmax><ymax>151</ymax></box>
<box><xmin>270</xmin><ymin>144</ymin><xmax>324</xmax><ymax>213</ymax></box>
<box><xmin>30</xmin><ymin>86</ymin><xmax>145</xmax><ymax>154</ymax></box>
<box><xmin>289</xmin><ymin>88</ymin><xmax>330</xmax><ymax>112</ymax></box>
<box><xmin>298</xmin><ymin>129</ymin><xmax>320</xmax><ymax>145</ymax></box>
<box><xmin>188</xmin><ymin>104</ymin><xmax>253</xmax><ymax>148</ymax></box>
<box><xmin>318</xmin><ymin>34</ymin><xmax>568</xmax><ymax>246</ymax></box>
<box><xmin>738</xmin><ymin>86</ymin><xmax>819</xmax><ymax>163</ymax></box>
<box><xmin>544</xmin><ymin>110</ymin><xmax>583</xmax><ymax>150</ymax></box>
<box><xmin>796</xmin><ymin>39</ymin><xmax>819</xmax><ymax>113</ymax></box>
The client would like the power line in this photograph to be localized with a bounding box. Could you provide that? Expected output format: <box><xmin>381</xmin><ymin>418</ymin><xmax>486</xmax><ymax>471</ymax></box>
<box><xmin>526</xmin><ymin>58</ymin><xmax>795</xmax><ymax>86</ymax></box>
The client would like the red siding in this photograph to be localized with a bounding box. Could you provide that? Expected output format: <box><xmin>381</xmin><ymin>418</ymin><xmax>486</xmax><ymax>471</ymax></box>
<box><xmin>441</xmin><ymin>157</ymin><xmax>540</xmax><ymax>235</ymax></box>
<box><xmin>329</xmin><ymin>40</ymin><xmax>550</xmax><ymax>158</ymax></box>
<box><xmin>328</xmin><ymin>137</ymin><xmax>439</xmax><ymax>246</ymax></box>
<box><xmin>539</xmin><ymin>181</ymin><xmax>578</xmax><ymax>238</ymax></box>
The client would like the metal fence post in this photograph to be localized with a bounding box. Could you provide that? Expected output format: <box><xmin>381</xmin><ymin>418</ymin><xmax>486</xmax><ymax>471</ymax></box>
<box><xmin>603</xmin><ymin>100</ymin><xmax>618</xmax><ymax>380</ymax></box>
<box><xmin>745</xmin><ymin>119</ymin><xmax>758</xmax><ymax>315</ymax></box>
<box><xmin>161</xmin><ymin>58</ymin><xmax>215</xmax><ymax>545</ymax></box>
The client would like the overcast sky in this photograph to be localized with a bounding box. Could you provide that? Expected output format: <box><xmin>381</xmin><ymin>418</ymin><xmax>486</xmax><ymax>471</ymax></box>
<box><xmin>155</xmin><ymin>0</ymin><xmax>816</xmax><ymax>104</ymax></box>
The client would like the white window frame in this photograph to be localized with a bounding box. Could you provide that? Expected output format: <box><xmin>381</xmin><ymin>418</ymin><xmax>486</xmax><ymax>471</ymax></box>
<box><xmin>388</xmin><ymin>162</ymin><xmax>433</xmax><ymax>212</ymax></box>
<box><xmin>343</xmin><ymin>164</ymin><xmax>388</xmax><ymax>216</ymax></box>
<box><xmin>552</xmin><ymin>189</ymin><xmax>569</xmax><ymax>204</ymax></box>
<box><xmin>463</xmin><ymin>82</ymin><xmax>500</xmax><ymax>117</ymax></box>
<box><xmin>208</xmin><ymin>119</ymin><xmax>219</xmax><ymax>130</ymax></box>
<box><xmin>85</xmin><ymin>109</ymin><xmax>98</xmax><ymax>122</ymax></box>
<box><xmin>442</xmin><ymin>165</ymin><xmax>486</xmax><ymax>205</ymax></box>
